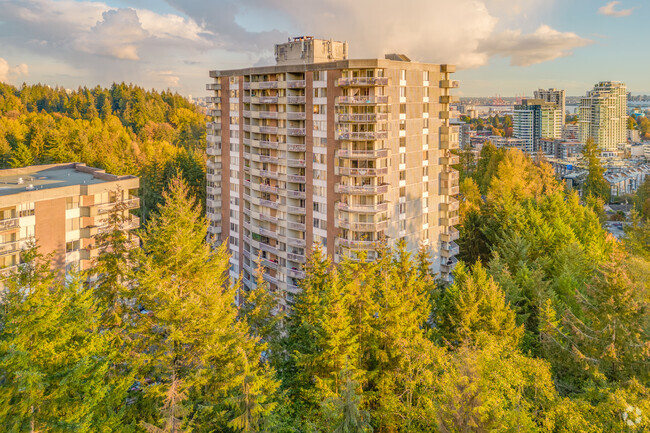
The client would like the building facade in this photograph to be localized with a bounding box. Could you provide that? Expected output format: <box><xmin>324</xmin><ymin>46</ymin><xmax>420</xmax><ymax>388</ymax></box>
<box><xmin>513</xmin><ymin>99</ymin><xmax>562</xmax><ymax>155</ymax></box>
<box><xmin>534</xmin><ymin>88</ymin><xmax>566</xmax><ymax>128</ymax></box>
<box><xmin>206</xmin><ymin>37</ymin><xmax>460</xmax><ymax>302</ymax></box>
<box><xmin>0</xmin><ymin>163</ymin><xmax>139</xmax><ymax>278</ymax></box>
<box><xmin>578</xmin><ymin>81</ymin><xmax>627</xmax><ymax>152</ymax></box>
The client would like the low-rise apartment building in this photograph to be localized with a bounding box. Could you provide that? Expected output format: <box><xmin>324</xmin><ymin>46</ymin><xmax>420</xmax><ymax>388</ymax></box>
<box><xmin>0</xmin><ymin>163</ymin><xmax>139</xmax><ymax>278</ymax></box>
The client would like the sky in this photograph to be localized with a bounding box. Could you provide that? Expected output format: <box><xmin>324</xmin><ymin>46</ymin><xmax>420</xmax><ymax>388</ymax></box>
<box><xmin>0</xmin><ymin>0</ymin><xmax>647</xmax><ymax>97</ymax></box>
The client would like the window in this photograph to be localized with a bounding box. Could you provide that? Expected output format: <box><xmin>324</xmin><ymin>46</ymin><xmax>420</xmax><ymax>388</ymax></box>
<box><xmin>65</xmin><ymin>240</ymin><xmax>80</xmax><ymax>253</ymax></box>
<box><xmin>65</xmin><ymin>218</ymin><xmax>79</xmax><ymax>231</ymax></box>
<box><xmin>400</xmin><ymin>120</ymin><xmax>406</xmax><ymax>131</ymax></box>
<box><xmin>423</xmin><ymin>103</ymin><xmax>428</xmax><ymax>114</ymax></box>
<box><xmin>423</xmin><ymin>71</ymin><xmax>429</xmax><ymax>81</ymax></box>
<box><xmin>399</xmin><ymin>203</ymin><xmax>406</xmax><ymax>214</ymax></box>
<box><xmin>313</xmin><ymin>218</ymin><xmax>320</xmax><ymax>228</ymax></box>
<box><xmin>400</xmin><ymin>103</ymin><xmax>406</xmax><ymax>114</ymax></box>
<box><xmin>424</xmin><ymin>87</ymin><xmax>429</xmax><ymax>97</ymax></box>
<box><xmin>400</xmin><ymin>87</ymin><xmax>406</xmax><ymax>98</ymax></box>
<box><xmin>423</xmin><ymin>151</ymin><xmax>429</xmax><ymax>161</ymax></box>
<box><xmin>65</xmin><ymin>197</ymin><xmax>79</xmax><ymax>209</ymax></box>
<box><xmin>423</xmin><ymin>197</ymin><xmax>429</xmax><ymax>208</ymax></box>
<box><xmin>423</xmin><ymin>166</ymin><xmax>429</xmax><ymax>176</ymax></box>
<box><xmin>400</xmin><ymin>187</ymin><xmax>406</xmax><ymax>197</ymax></box>
<box><xmin>400</xmin><ymin>153</ymin><xmax>406</xmax><ymax>165</ymax></box>
<box><xmin>230</xmin><ymin>222</ymin><xmax>239</xmax><ymax>232</ymax></box>
<box><xmin>400</xmin><ymin>69</ymin><xmax>406</xmax><ymax>80</ymax></box>
<box><xmin>399</xmin><ymin>171</ymin><xmax>406</xmax><ymax>181</ymax></box>
<box><xmin>423</xmin><ymin>118</ymin><xmax>429</xmax><ymax>128</ymax></box>
<box><xmin>399</xmin><ymin>220</ymin><xmax>406</xmax><ymax>231</ymax></box>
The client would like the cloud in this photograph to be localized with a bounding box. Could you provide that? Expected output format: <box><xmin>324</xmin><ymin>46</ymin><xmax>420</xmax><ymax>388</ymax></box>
<box><xmin>598</xmin><ymin>1</ymin><xmax>635</xmax><ymax>17</ymax></box>
<box><xmin>0</xmin><ymin>58</ymin><xmax>29</xmax><ymax>83</ymax></box>
<box><xmin>76</xmin><ymin>9</ymin><xmax>149</xmax><ymax>60</ymax></box>
<box><xmin>477</xmin><ymin>25</ymin><xmax>592</xmax><ymax>66</ymax></box>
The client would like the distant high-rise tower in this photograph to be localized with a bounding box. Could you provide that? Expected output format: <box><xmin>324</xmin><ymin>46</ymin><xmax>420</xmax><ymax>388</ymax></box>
<box><xmin>205</xmin><ymin>37</ymin><xmax>460</xmax><ymax>304</ymax></box>
<box><xmin>534</xmin><ymin>88</ymin><xmax>566</xmax><ymax>128</ymax></box>
<box><xmin>578</xmin><ymin>81</ymin><xmax>627</xmax><ymax>152</ymax></box>
<box><xmin>513</xmin><ymin>99</ymin><xmax>562</xmax><ymax>154</ymax></box>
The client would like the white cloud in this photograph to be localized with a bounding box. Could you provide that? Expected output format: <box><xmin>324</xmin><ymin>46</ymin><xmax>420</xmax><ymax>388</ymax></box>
<box><xmin>0</xmin><ymin>58</ymin><xmax>29</xmax><ymax>83</ymax></box>
<box><xmin>76</xmin><ymin>9</ymin><xmax>148</xmax><ymax>60</ymax></box>
<box><xmin>477</xmin><ymin>25</ymin><xmax>592</xmax><ymax>67</ymax></box>
<box><xmin>598</xmin><ymin>1</ymin><xmax>635</xmax><ymax>17</ymax></box>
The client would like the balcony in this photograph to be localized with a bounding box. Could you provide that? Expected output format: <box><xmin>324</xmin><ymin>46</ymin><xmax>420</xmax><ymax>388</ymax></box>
<box><xmin>206</xmin><ymin>82</ymin><xmax>221</xmax><ymax>91</ymax></box>
<box><xmin>288</xmin><ymin>236</ymin><xmax>306</xmax><ymax>248</ymax></box>
<box><xmin>440</xmin><ymin>199</ymin><xmax>460</xmax><ymax>212</ymax></box>
<box><xmin>287</xmin><ymin>80</ymin><xmax>306</xmax><ymax>88</ymax></box>
<box><xmin>207</xmin><ymin>146</ymin><xmax>220</xmax><ymax>156</ymax></box>
<box><xmin>335</xmin><ymin>184</ymin><xmax>389</xmax><ymax>194</ymax></box>
<box><xmin>336</xmin><ymin>148</ymin><xmax>389</xmax><ymax>159</ymax></box>
<box><xmin>440</xmin><ymin>137</ymin><xmax>459</xmax><ymax>150</ymax></box>
<box><xmin>287</xmin><ymin>252</ymin><xmax>306</xmax><ymax>263</ymax></box>
<box><xmin>259</xmin><ymin>170</ymin><xmax>279</xmax><ymax>180</ymax></box>
<box><xmin>208</xmin><ymin>225</ymin><xmax>221</xmax><ymax>236</ymax></box>
<box><xmin>287</xmin><ymin>206</ymin><xmax>306</xmax><ymax>215</ymax></box>
<box><xmin>206</xmin><ymin>96</ymin><xmax>221</xmax><ymax>104</ymax></box>
<box><xmin>259</xmin><ymin>184</ymin><xmax>279</xmax><ymax>194</ymax></box>
<box><xmin>208</xmin><ymin>109</ymin><xmax>221</xmax><ymax>117</ymax></box>
<box><xmin>287</xmin><ymin>221</ymin><xmax>306</xmax><ymax>231</ymax></box>
<box><xmin>260</xmin><ymin>199</ymin><xmax>280</xmax><ymax>210</ymax></box>
<box><xmin>336</xmin><ymin>95</ymin><xmax>389</xmax><ymax>104</ymax></box>
<box><xmin>337</xmin><ymin>77</ymin><xmax>389</xmax><ymax>87</ymax></box>
<box><xmin>259</xmin><ymin>96</ymin><xmax>278</xmax><ymax>104</ymax></box>
<box><xmin>287</xmin><ymin>112</ymin><xmax>307</xmax><ymax>120</ymax></box>
<box><xmin>259</xmin><ymin>242</ymin><xmax>279</xmax><ymax>256</ymax></box>
<box><xmin>440</xmin><ymin>256</ymin><xmax>459</xmax><ymax>274</ymax></box>
<box><xmin>440</xmin><ymin>184</ymin><xmax>460</xmax><ymax>196</ymax></box>
<box><xmin>287</xmin><ymin>128</ymin><xmax>306</xmax><ymax>136</ymax></box>
<box><xmin>336</xmin><ymin>167</ymin><xmax>389</xmax><ymax>177</ymax></box>
<box><xmin>257</xmin><ymin>140</ymin><xmax>279</xmax><ymax>149</ymax></box>
<box><xmin>261</xmin><ymin>258</ymin><xmax>279</xmax><ymax>270</ymax></box>
<box><xmin>286</xmin><ymin>189</ymin><xmax>306</xmax><ymax>199</ymax></box>
<box><xmin>96</xmin><ymin>197</ymin><xmax>140</xmax><ymax>214</ymax></box>
<box><xmin>337</xmin><ymin>131</ymin><xmax>388</xmax><ymax>140</ymax></box>
<box><xmin>258</xmin><ymin>111</ymin><xmax>279</xmax><ymax>119</ymax></box>
<box><xmin>259</xmin><ymin>125</ymin><xmax>278</xmax><ymax>134</ymax></box>
<box><xmin>259</xmin><ymin>227</ymin><xmax>278</xmax><ymax>238</ymax></box>
<box><xmin>439</xmin><ymin>95</ymin><xmax>459</xmax><ymax>104</ymax></box>
<box><xmin>440</xmin><ymin>154</ymin><xmax>460</xmax><ymax>165</ymax></box>
<box><xmin>337</xmin><ymin>202</ymin><xmax>388</xmax><ymax>213</ymax></box>
<box><xmin>440</xmin><ymin>170</ymin><xmax>459</xmax><ymax>182</ymax></box>
<box><xmin>0</xmin><ymin>265</ymin><xmax>18</xmax><ymax>278</ymax></box>
<box><xmin>255</xmin><ymin>155</ymin><xmax>279</xmax><ymax>164</ymax></box>
<box><xmin>335</xmin><ymin>238</ymin><xmax>380</xmax><ymax>249</ymax></box>
<box><xmin>0</xmin><ymin>240</ymin><xmax>20</xmax><ymax>256</ymax></box>
<box><xmin>287</xmin><ymin>143</ymin><xmax>306</xmax><ymax>151</ymax></box>
<box><xmin>439</xmin><ymin>80</ymin><xmax>459</xmax><ymax>88</ymax></box>
<box><xmin>337</xmin><ymin>220</ymin><xmax>388</xmax><ymax>231</ymax></box>
<box><xmin>287</xmin><ymin>268</ymin><xmax>306</xmax><ymax>279</ymax></box>
<box><xmin>287</xmin><ymin>174</ymin><xmax>306</xmax><ymax>183</ymax></box>
<box><xmin>337</xmin><ymin>113</ymin><xmax>389</xmax><ymax>123</ymax></box>
<box><xmin>258</xmin><ymin>213</ymin><xmax>279</xmax><ymax>224</ymax></box>
<box><xmin>287</xmin><ymin>159</ymin><xmax>306</xmax><ymax>168</ymax></box>
<box><xmin>258</xmin><ymin>81</ymin><xmax>279</xmax><ymax>89</ymax></box>
<box><xmin>440</xmin><ymin>241</ymin><xmax>460</xmax><ymax>258</ymax></box>
<box><xmin>263</xmin><ymin>273</ymin><xmax>279</xmax><ymax>286</ymax></box>
<box><xmin>0</xmin><ymin>218</ymin><xmax>19</xmax><ymax>232</ymax></box>
<box><xmin>287</xmin><ymin>96</ymin><xmax>306</xmax><ymax>104</ymax></box>
<box><xmin>440</xmin><ymin>227</ymin><xmax>460</xmax><ymax>243</ymax></box>
<box><xmin>440</xmin><ymin>215</ymin><xmax>460</xmax><ymax>226</ymax></box>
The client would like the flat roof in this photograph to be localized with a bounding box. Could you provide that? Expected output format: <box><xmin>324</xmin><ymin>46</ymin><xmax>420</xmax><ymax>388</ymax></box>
<box><xmin>0</xmin><ymin>163</ymin><xmax>138</xmax><ymax>197</ymax></box>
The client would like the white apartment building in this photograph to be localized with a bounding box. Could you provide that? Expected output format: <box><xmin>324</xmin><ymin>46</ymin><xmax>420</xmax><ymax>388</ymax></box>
<box><xmin>579</xmin><ymin>81</ymin><xmax>627</xmax><ymax>152</ymax></box>
<box><xmin>534</xmin><ymin>88</ymin><xmax>566</xmax><ymax>128</ymax></box>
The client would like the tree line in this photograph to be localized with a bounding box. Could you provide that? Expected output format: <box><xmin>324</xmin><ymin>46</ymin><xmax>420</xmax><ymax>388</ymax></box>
<box><xmin>0</xmin><ymin>82</ymin><xmax>207</xmax><ymax>221</ymax></box>
<box><xmin>1</xmin><ymin>144</ymin><xmax>648</xmax><ymax>431</ymax></box>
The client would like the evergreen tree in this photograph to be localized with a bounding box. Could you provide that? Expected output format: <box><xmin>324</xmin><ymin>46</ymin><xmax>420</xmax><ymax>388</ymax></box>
<box><xmin>582</xmin><ymin>137</ymin><xmax>610</xmax><ymax>201</ymax></box>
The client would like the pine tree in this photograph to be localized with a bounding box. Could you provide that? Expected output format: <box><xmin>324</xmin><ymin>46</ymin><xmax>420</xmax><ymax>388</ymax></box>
<box><xmin>131</xmin><ymin>176</ymin><xmax>278</xmax><ymax>431</ymax></box>
<box><xmin>582</xmin><ymin>137</ymin><xmax>610</xmax><ymax>201</ymax></box>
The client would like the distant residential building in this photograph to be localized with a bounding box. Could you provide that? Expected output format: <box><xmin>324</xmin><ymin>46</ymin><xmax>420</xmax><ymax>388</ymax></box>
<box><xmin>627</xmin><ymin>128</ymin><xmax>641</xmax><ymax>143</ymax></box>
<box><xmin>539</xmin><ymin>138</ymin><xmax>583</xmax><ymax>160</ymax></box>
<box><xmin>206</xmin><ymin>37</ymin><xmax>461</xmax><ymax>296</ymax></box>
<box><xmin>605</xmin><ymin>164</ymin><xmax>650</xmax><ymax>196</ymax></box>
<box><xmin>534</xmin><ymin>88</ymin><xmax>566</xmax><ymax>128</ymax></box>
<box><xmin>563</xmin><ymin>123</ymin><xmax>579</xmax><ymax>140</ymax></box>
<box><xmin>513</xmin><ymin>99</ymin><xmax>562</xmax><ymax>154</ymax></box>
<box><xmin>578</xmin><ymin>81</ymin><xmax>627</xmax><ymax>152</ymax></box>
<box><xmin>489</xmin><ymin>136</ymin><xmax>528</xmax><ymax>153</ymax></box>
<box><xmin>0</xmin><ymin>163</ymin><xmax>139</xmax><ymax>279</ymax></box>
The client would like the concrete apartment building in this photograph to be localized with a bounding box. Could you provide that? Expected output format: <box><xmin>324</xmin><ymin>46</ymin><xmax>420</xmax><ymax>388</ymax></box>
<box><xmin>0</xmin><ymin>163</ymin><xmax>139</xmax><ymax>278</ymax></box>
<box><xmin>513</xmin><ymin>98</ymin><xmax>562</xmax><ymax>154</ymax></box>
<box><xmin>206</xmin><ymin>37</ymin><xmax>460</xmax><ymax>301</ymax></box>
<box><xmin>534</xmin><ymin>88</ymin><xmax>566</xmax><ymax>128</ymax></box>
<box><xmin>579</xmin><ymin>81</ymin><xmax>627</xmax><ymax>152</ymax></box>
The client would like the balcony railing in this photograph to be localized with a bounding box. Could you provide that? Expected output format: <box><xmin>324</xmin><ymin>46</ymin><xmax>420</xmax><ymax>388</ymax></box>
<box><xmin>258</xmin><ymin>155</ymin><xmax>279</xmax><ymax>164</ymax></box>
<box><xmin>337</xmin><ymin>77</ymin><xmax>389</xmax><ymax>86</ymax></box>
<box><xmin>337</xmin><ymin>113</ymin><xmax>389</xmax><ymax>123</ymax></box>
<box><xmin>336</xmin><ymin>167</ymin><xmax>389</xmax><ymax>176</ymax></box>
<box><xmin>288</xmin><ymin>237</ymin><xmax>306</xmax><ymax>248</ymax></box>
<box><xmin>287</xmin><ymin>268</ymin><xmax>306</xmax><ymax>278</ymax></box>
<box><xmin>259</xmin><ymin>227</ymin><xmax>278</xmax><ymax>238</ymax></box>
<box><xmin>260</xmin><ymin>170</ymin><xmax>279</xmax><ymax>179</ymax></box>
<box><xmin>287</xmin><ymin>206</ymin><xmax>306</xmax><ymax>215</ymax></box>
<box><xmin>440</xmin><ymin>215</ymin><xmax>460</xmax><ymax>226</ymax></box>
<box><xmin>337</xmin><ymin>148</ymin><xmax>389</xmax><ymax>159</ymax></box>
<box><xmin>0</xmin><ymin>265</ymin><xmax>18</xmax><ymax>278</ymax></box>
<box><xmin>258</xmin><ymin>81</ymin><xmax>279</xmax><ymax>89</ymax></box>
<box><xmin>287</xmin><ymin>221</ymin><xmax>306</xmax><ymax>231</ymax></box>
<box><xmin>440</xmin><ymin>227</ymin><xmax>460</xmax><ymax>243</ymax></box>
<box><xmin>260</xmin><ymin>126</ymin><xmax>278</xmax><ymax>134</ymax></box>
<box><xmin>287</xmin><ymin>252</ymin><xmax>306</xmax><ymax>263</ymax></box>
<box><xmin>287</xmin><ymin>80</ymin><xmax>306</xmax><ymax>88</ymax></box>
<box><xmin>337</xmin><ymin>220</ymin><xmax>388</xmax><ymax>231</ymax></box>
<box><xmin>0</xmin><ymin>240</ymin><xmax>20</xmax><ymax>256</ymax></box>
<box><xmin>97</xmin><ymin>197</ymin><xmax>140</xmax><ymax>214</ymax></box>
<box><xmin>287</xmin><ymin>159</ymin><xmax>306</xmax><ymax>168</ymax></box>
<box><xmin>335</xmin><ymin>184</ymin><xmax>389</xmax><ymax>194</ymax></box>
<box><xmin>440</xmin><ymin>184</ymin><xmax>460</xmax><ymax>196</ymax></box>
<box><xmin>440</xmin><ymin>256</ymin><xmax>459</xmax><ymax>273</ymax></box>
<box><xmin>337</xmin><ymin>202</ymin><xmax>388</xmax><ymax>213</ymax></box>
<box><xmin>286</xmin><ymin>112</ymin><xmax>306</xmax><ymax>120</ymax></box>
<box><xmin>258</xmin><ymin>111</ymin><xmax>279</xmax><ymax>119</ymax></box>
<box><xmin>287</xmin><ymin>144</ymin><xmax>306</xmax><ymax>151</ymax></box>
<box><xmin>440</xmin><ymin>241</ymin><xmax>460</xmax><ymax>257</ymax></box>
<box><xmin>287</xmin><ymin>128</ymin><xmax>306</xmax><ymax>136</ymax></box>
<box><xmin>0</xmin><ymin>218</ymin><xmax>19</xmax><ymax>232</ymax></box>
<box><xmin>440</xmin><ymin>199</ymin><xmax>460</xmax><ymax>212</ymax></box>
<box><xmin>440</xmin><ymin>154</ymin><xmax>460</xmax><ymax>165</ymax></box>
<box><xmin>260</xmin><ymin>96</ymin><xmax>278</xmax><ymax>104</ymax></box>
<box><xmin>337</xmin><ymin>131</ymin><xmax>388</xmax><ymax>140</ymax></box>
<box><xmin>260</xmin><ymin>199</ymin><xmax>280</xmax><ymax>210</ymax></box>
<box><xmin>335</xmin><ymin>238</ymin><xmax>380</xmax><ymax>249</ymax></box>
<box><xmin>206</xmin><ymin>82</ymin><xmax>221</xmax><ymax>91</ymax></box>
<box><xmin>440</xmin><ymin>170</ymin><xmax>460</xmax><ymax>182</ymax></box>
<box><xmin>336</xmin><ymin>95</ymin><xmax>389</xmax><ymax>104</ymax></box>
<box><xmin>287</xmin><ymin>174</ymin><xmax>306</xmax><ymax>183</ymax></box>
<box><xmin>439</xmin><ymin>79</ymin><xmax>460</xmax><ymax>88</ymax></box>
<box><xmin>259</xmin><ymin>184</ymin><xmax>279</xmax><ymax>194</ymax></box>
<box><xmin>286</xmin><ymin>190</ymin><xmax>306</xmax><ymax>199</ymax></box>
<box><xmin>258</xmin><ymin>140</ymin><xmax>279</xmax><ymax>149</ymax></box>
<box><xmin>287</xmin><ymin>96</ymin><xmax>306</xmax><ymax>104</ymax></box>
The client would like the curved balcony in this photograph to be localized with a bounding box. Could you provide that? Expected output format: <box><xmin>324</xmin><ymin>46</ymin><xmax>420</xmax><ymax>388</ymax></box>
<box><xmin>337</xmin><ymin>220</ymin><xmax>388</xmax><ymax>231</ymax></box>
<box><xmin>440</xmin><ymin>227</ymin><xmax>460</xmax><ymax>243</ymax></box>
<box><xmin>440</xmin><ymin>215</ymin><xmax>460</xmax><ymax>226</ymax></box>
<box><xmin>336</xmin><ymin>166</ymin><xmax>389</xmax><ymax>176</ymax></box>
<box><xmin>337</xmin><ymin>77</ymin><xmax>389</xmax><ymax>87</ymax></box>
<box><xmin>440</xmin><ymin>256</ymin><xmax>459</xmax><ymax>274</ymax></box>
<box><xmin>336</xmin><ymin>95</ymin><xmax>389</xmax><ymax>105</ymax></box>
<box><xmin>335</xmin><ymin>184</ymin><xmax>389</xmax><ymax>194</ymax></box>
<box><xmin>336</xmin><ymin>148</ymin><xmax>389</xmax><ymax>159</ymax></box>
<box><xmin>440</xmin><ymin>199</ymin><xmax>460</xmax><ymax>212</ymax></box>
<box><xmin>337</xmin><ymin>202</ymin><xmax>388</xmax><ymax>213</ymax></box>
<box><xmin>337</xmin><ymin>113</ymin><xmax>389</xmax><ymax>123</ymax></box>
<box><xmin>440</xmin><ymin>241</ymin><xmax>460</xmax><ymax>258</ymax></box>
<box><xmin>337</xmin><ymin>131</ymin><xmax>388</xmax><ymax>140</ymax></box>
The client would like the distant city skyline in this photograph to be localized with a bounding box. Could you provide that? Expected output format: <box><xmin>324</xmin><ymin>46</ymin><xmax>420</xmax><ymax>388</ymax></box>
<box><xmin>0</xmin><ymin>0</ymin><xmax>647</xmax><ymax>97</ymax></box>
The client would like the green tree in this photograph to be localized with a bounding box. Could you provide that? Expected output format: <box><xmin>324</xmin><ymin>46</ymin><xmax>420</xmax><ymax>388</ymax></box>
<box><xmin>582</xmin><ymin>137</ymin><xmax>610</xmax><ymax>201</ymax></box>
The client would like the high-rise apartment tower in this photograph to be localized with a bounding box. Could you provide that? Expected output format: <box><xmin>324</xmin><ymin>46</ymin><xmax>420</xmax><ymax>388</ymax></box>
<box><xmin>513</xmin><ymin>99</ymin><xmax>562</xmax><ymax>154</ymax></box>
<box><xmin>578</xmin><ymin>81</ymin><xmax>627</xmax><ymax>152</ymax></box>
<box><xmin>206</xmin><ymin>37</ymin><xmax>460</xmax><ymax>304</ymax></box>
<box><xmin>534</xmin><ymin>88</ymin><xmax>566</xmax><ymax>128</ymax></box>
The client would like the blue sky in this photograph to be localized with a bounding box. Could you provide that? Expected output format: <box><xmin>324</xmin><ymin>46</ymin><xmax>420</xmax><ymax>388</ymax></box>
<box><xmin>0</xmin><ymin>0</ymin><xmax>646</xmax><ymax>97</ymax></box>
